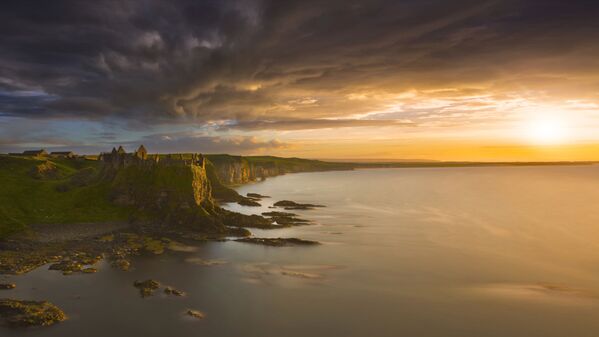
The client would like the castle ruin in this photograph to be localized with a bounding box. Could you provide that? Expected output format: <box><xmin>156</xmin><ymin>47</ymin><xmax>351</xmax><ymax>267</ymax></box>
<box><xmin>99</xmin><ymin>145</ymin><xmax>205</xmax><ymax>169</ymax></box>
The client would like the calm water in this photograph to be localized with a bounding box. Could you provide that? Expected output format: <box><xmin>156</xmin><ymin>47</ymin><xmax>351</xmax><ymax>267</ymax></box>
<box><xmin>3</xmin><ymin>166</ymin><xmax>599</xmax><ymax>337</ymax></box>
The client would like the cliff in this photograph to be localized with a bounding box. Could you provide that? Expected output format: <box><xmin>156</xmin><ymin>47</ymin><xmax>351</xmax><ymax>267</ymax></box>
<box><xmin>0</xmin><ymin>152</ymin><xmax>215</xmax><ymax>239</ymax></box>
<box><xmin>205</xmin><ymin>155</ymin><xmax>252</xmax><ymax>184</ymax></box>
<box><xmin>0</xmin><ymin>150</ymin><xmax>356</xmax><ymax>239</ymax></box>
<box><xmin>99</xmin><ymin>151</ymin><xmax>239</xmax><ymax>233</ymax></box>
<box><xmin>205</xmin><ymin>154</ymin><xmax>355</xmax><ymax>185</ymax></box>
<box><xmin>107</xmin><ymin>160</ymin><xmax>213</xmax><ymax>212</ymax></box>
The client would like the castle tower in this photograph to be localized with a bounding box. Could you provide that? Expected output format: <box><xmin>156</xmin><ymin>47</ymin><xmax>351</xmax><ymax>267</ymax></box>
<box><xmin>135</xmin><ymin>145</ymin><xmax>148</xmax><ymax>160</ymax></box>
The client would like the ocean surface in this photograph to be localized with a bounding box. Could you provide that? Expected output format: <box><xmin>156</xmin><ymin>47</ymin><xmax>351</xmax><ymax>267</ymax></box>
<box><xmin>3</xmin><ymin>166</ymin><xmax>599</xmax><ymax>337</ymax></box>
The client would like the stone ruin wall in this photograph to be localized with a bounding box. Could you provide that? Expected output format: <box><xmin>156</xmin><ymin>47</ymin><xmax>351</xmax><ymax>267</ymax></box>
<box><xmin>99</xmin><ymin>147</ymin><xmax>205</xmax><ymax>170</ymax></box>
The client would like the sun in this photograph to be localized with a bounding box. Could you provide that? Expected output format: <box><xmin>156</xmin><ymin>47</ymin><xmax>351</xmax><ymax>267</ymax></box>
<box><xmin>525</xmin><ymin>116</ymin><xmax>569</xmax><ymax>145</ymax></box>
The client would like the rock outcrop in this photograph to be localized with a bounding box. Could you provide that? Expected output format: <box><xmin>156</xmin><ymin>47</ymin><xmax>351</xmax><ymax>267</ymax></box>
<box><xmin>106</xmin><ymin>150</ymin><xmax>213</xmax><ymax>213</ymax></box>
<box><xmin>273</xmin><ymin>200</ymin><xmax>325</xmax><ymax>210</ymax></box>
<box><xmin>0</xmin><ymin>299</ymin><xmax>67</xmax><ymax>327</ymax></box>
<box><xmin>133</xmin><ymin>279</ymin><xmax>161</xmax><ymax>297</ymax></box>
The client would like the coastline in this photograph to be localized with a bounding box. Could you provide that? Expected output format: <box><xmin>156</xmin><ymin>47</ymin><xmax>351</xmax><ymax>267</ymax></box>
<box><xmin>1</xmin><ymin>154</ymin><xmax>597</xmax><ymax>328</ymax></box>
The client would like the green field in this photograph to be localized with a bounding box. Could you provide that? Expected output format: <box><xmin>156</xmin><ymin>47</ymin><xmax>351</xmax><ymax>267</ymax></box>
<box><xmin>0</xmin><ymin>155</ymin><xmax>130</xmax><ymax>239</ymax></box>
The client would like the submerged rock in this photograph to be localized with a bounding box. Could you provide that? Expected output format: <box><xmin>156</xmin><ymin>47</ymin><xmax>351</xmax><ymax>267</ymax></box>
<box><xmin>237</xmin><ymin>198</ymin><xmax>261</xmax><ymax>207</ymax></box>
<box><xmin>0</xmin><ymin>299</ymin><xmax>67</xmax><ymax>327</ymax></box>
<box><xmin>185</xmin><ymin>257</ymin><xmax>228</xmax><ymax>266</ymax></box>
<box><xmin>186</xmin><ymin>309</ymin><xmax>205</xmax><ymax>320</ymax></box>
<box><xmin>164</xmin><ymin>287</ymin><xmax>185</xmax><ymax>296</ymax></box>
<box><xmin>141</xmin><ymin>237</ymin><xmax>166</xmax><ymax>255</ymax></box>
<box><xmin>0</xmin><ymin>250</ymin><xmax>62</xmax><ymax>275</ymax></box>
<box><xmin>235</xmin><ymin>237</ymin><xmax>320</xmax><ymax>247</ymax></box>
<box><xmin>271</xmin><ymin>216</ymin><xmax>310</xmax><ymax>226</ymax></box>
<box><xmin>220</xmin><ymin>211</ymin><xmax>276</xmax><ymax>229</ymax></box>
<box><xmin>247</xmin><ymin>193</ymin><xmax>270</xmax><ymax>199</ymax></box>
<box><xmin>261</xmin><ymin>211</ymin><xmax>311</xmax><ymax>226</ymax></box>
<box><xmin>280</xmin><ymin>270</ymin><xmax>323</xmax><ymax>279</ymax></box>
<box><xmin>46</xmin><ymin>251</ymin><xmax>102</xmax><ymax>276</ymax></box>
<box><xmin>133</xmin><ymin>279</ymin><xmax>161</xmax><ymax>297</ymax></box>
<box><xmin>0</xmin><ymin>283</ymin><xmax>16</xmax><ymax>290</ymax></box>
<box><xmin>112</xmin><ymin>258</ymin><xmax>131</xmax><ymax>271</ymax></box>
<box><xmin>49</xmin><ymin>261</ymin><xmax>83</xmax><ymax>273</ymax></box>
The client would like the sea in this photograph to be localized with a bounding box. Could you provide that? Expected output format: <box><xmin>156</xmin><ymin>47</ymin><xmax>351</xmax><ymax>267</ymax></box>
<box><xmin>3</xmin><ymin>165</ymin><xmax>599</xmax><ymax>337</ymax></box>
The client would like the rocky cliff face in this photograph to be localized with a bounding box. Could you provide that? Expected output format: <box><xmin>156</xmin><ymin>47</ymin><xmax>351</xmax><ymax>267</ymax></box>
<box><xmin>205</xmin><ymin>155</ymin><xmax>354</xmax><ymax>185</ymax></box>
<box><xmin>214</xmin><ymin>159</ymin><xmax>252</xmax><ymax>185</ymax></box>
<box><xmin>107</xmin><ymin>159</ymin><xmax>213</xmax><ymax>212</ymax></box>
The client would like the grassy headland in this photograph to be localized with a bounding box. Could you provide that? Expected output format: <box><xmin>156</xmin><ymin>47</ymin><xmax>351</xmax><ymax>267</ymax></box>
<box><xmin>1</xmin><ymin>152</ymin><xmax>595</xmax><ymax>239</ymax></box>
<box><xmin>0</xmin><ymin>155</ymin><xmax>129</xmax><ymax>239</ymax></box>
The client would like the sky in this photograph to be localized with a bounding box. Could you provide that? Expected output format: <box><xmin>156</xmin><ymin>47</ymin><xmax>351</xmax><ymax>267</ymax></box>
<box><xmin>1</xmin><ymin>0</ymin><xmax>598</xmax><ymax>161</ymax></box>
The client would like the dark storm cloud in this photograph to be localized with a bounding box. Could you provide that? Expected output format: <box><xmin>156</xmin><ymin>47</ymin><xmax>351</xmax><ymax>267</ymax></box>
<box><xmin>0</xmin><ymin>0</ymin><xmax>598</xmax><ymax>128</ymax></box>
<box><xmin>122</xmin><ymin>133</ymin><xmax>288</xmax><ymax>155</ymax></box>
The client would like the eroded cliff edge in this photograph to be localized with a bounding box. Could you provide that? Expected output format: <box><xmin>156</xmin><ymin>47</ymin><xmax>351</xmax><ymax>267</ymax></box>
<box><xmin>205</xmin><ymin>154</ymin><xmax>355</xmax><ymax>185</ymax></box>
<box><xmin>0</xmin><ymin>150</ymin><xmax>269</xmax><ymax>239</ymax></box>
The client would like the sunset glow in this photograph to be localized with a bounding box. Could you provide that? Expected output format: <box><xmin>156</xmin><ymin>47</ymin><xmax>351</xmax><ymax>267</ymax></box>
<box><xmin>3</xmin><ymin>2</ymin><xmax>599</xmax><ymax>336</ymax></box>
<box><xmin>0</xmin><ymin>1</ymin><xmax>598</xmax><ymax>161</ymax></box>
<box><xmin>526</xmin><ymin>117</ymin><xmax>568</xmax><ymax>145</ymax></box>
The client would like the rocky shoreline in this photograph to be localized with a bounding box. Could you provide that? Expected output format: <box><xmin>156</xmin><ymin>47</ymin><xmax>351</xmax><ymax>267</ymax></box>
<box><xmin>0</xmin><ymin>299</ymin><xmax>67</xmax><ymax>327</ymax></box>
<box><xmin>235</xmin><ymin>237</ymin><xmax>320</xmax><ymax>247</ymax></box>
<box><xmin>0</xmin><ymin>196</ymin><xmax>326</xmax><ymax>328</ymax></box>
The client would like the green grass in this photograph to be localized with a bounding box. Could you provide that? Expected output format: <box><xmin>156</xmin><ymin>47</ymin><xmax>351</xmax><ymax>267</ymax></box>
<box><xmin>0</xmin><ymin>155</ymin><xmax>130</xmax><ymax>239</ymax></box>
<box><xmin>244</xmin><ymin>155</ymin><xmax>354</xmax><ymax>171</ymax></box>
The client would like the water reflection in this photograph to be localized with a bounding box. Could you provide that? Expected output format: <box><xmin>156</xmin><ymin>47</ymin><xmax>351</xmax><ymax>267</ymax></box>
<box><xmin>3</xmin><ymin>166</ymin><xmax>599</xmax><ymax>337</ymax></box>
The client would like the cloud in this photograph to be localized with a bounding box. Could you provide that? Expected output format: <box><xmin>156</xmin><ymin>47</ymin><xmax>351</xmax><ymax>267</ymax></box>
<box><xmin>0</xmin><ymin>0</ymin><xmax>596</xmax><ymax>129</ymax></box>
<box><xmin>126</xmin><ymin>133</ymin><xmax>289</xmax><ymax>154</ymax></box>
<box><xmin>0</xmin><ymin>116</ymin><xmax>288</xmax><ymax>154</ymax></box>
<box><xmin>0</xmin><ymin>0</ymin><xmax>597</xmax><ymax>165</ymax></box>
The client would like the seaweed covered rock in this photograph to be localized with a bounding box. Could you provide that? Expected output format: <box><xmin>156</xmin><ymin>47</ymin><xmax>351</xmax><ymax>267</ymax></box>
<box><xmin>219</xmin><ymin>209</ymin><xmax>275</xmax><ymax>229</ymax></box>
<box><xmin>247</xmin><ymin>193</ymin><xmax>270</xmax><ymax>199</ymax></box>
<box><xmin>47</xmin><ymin>252</ymin><xmax>101</xmax><ymax>275</ymax></box>
<box><xmin>186</xmin><ymin>309</ymin><xmax>205</xmax><ymax>320</ymax></box>
<box><xmin>164</xmin><ymin>287</ymin><xmax>185</xmax><ymax>296</ymax></box>
<box><xmin>273</xmin><ymin>200</ymin><xmax>325</xmax><ymax>210</ymax></box>
<box><xmin>133</xmin><ymin>279</ymin><xmax>161</xmax><ymax>297</ymax></box>
<box><xmin>237</xmin><ymin>198</ymin><xmax>261</xmax><ymax>207</ymax></box>
<box><xmin>49</xmin><ymin>261</ymin><xmax>83</xmax><ymax>274</ymax></box>
<box><xmin>260</xmin><ymin>211</ymin><xmax>311</xmax><ymax>226</ymax></box>
<box><xmin>0</xmin><ymin>299</ymin><xmax>67</xmax><ymax>327</ymax></box>
<box><xmin>112</xmin><ymin>258</ymin><xmax>131</xmax><ymax>271</ymax></box>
